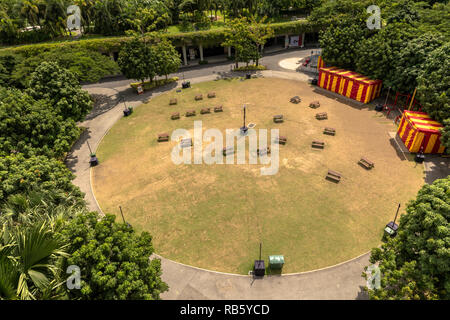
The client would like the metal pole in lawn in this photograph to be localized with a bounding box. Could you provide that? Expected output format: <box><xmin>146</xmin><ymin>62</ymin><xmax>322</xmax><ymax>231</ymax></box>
<box><xmin>393</xmin><ymin>203</ymin><xmax>400</xmax><ymax>226</ymax></box>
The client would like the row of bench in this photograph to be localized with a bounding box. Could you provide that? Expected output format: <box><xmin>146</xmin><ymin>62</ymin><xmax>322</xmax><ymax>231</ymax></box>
<box><xmin>171</xmin><ymin>106</ymin><xmax>223</xmax><ymax>120</ymax></box>
<box><xmin>169</xmin><ymin>92</ymin><xmax>216</xmax><ymax>105</ymax></box>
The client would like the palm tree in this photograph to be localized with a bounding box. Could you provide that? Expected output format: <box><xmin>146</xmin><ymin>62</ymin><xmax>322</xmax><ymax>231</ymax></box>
<box><xmin>0</xmin><ymin>220</ymin><xmax>69</xmax><ymax>300</ymax></box>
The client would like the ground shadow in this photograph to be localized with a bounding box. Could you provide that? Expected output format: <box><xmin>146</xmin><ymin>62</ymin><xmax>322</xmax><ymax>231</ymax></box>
<box><xmin>424</xmin><ymin>155</ymin><xmax>450</xmax><ymax>184</ymax></box>
<box><xmin>65</xmin><ymin>127</ymin><xmax>92</xmax><ymax>173</ymax></box>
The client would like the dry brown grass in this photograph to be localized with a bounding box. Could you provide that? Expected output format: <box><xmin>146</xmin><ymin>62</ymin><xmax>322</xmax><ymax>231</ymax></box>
<box><xmin>92</xmin><ymin>78</ymin><xmax>424</xmax><ymax>274</ymax></box>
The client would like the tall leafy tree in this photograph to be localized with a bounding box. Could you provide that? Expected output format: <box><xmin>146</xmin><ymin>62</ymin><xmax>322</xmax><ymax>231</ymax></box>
<box><xmin>390</xmin><ymin>32</ymin><xmax>443</xmax><ymax>94</ymax></box>
<box><xmin>364</xmin><ymin>177</ymin><xmax>450</xmax><ymax>300</ymax></box>
<box><xmin>319</xmin><ymin>19</ymin><xmax>367</xmax><ymax>69</ymax></box>
<box><xmin>355</xmin><ymin>23</ymin><xmax>414</xmax><ymax>83</ymax></box>
<box><xmin>61</xmin><ymin>211</ymin><xmax>168</xmax><ymax>300</ymax></box>
<box><xmin>0</xmin><ymin>219</ymin><xmax>69</xmax><ymax>300</ymax></box>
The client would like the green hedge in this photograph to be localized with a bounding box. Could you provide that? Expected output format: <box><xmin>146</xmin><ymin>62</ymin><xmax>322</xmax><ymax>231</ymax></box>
<box><xmin>0</xmin><ymin>20</ymin><xmax>317</xmax><ymax>56</ymax></box>
<box><xmin>233</xmin><ymin>65</ymin><xmax>267</xmax><ymax>71</ymax></box>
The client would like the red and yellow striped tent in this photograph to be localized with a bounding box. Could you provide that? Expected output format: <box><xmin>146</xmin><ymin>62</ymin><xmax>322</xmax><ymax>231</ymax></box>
<box><xmin>317</xmin><ymin>56</ymin><xmax>325</xmax><ymax>69</ymax></box>
<box><xmin>397</xmin><ymin>111</ymin><xmax>445</xmax><ymax>154</ymax></box>
<box><xmin>318</xmin><ymin>67</ymin><xmax>382</xmax><ymax>103</ymax></box>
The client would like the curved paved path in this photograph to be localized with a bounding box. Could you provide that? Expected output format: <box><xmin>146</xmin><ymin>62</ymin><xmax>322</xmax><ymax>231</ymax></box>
<box><xmin>67</xmin><ymin>49</ymin><xmax>370</xmax><ymax>300</ymax></box>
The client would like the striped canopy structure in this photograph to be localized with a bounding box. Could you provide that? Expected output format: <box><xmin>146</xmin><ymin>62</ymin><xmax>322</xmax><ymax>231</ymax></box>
<box><xmin>317</xmin><ymin>56</ymin><xmax>325</xmax><ymax>69</ymax></box>
<box><xmin>318</xmin><ymin>67</ymin><xmax>382</xmax><ymax>103</ymax></box>
<box><xmin>397</xmin><ymin>111</ymin><xmax>445</xmax><ymax>154</ymax></box>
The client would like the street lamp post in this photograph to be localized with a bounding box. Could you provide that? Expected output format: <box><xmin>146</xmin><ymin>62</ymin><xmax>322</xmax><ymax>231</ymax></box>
<box><xmin>240</xmin><ymin>104</ymin><xmax>248</xmax><ymax>134</ymax></box>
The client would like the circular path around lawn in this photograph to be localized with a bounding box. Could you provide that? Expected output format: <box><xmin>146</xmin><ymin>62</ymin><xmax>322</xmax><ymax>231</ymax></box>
<box><xmin>69</xmin><ymin>60</ymin><xmax>428</xmax><ymax>298</ymax></box>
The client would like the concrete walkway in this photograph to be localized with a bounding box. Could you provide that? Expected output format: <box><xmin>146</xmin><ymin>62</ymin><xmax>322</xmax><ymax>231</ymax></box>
<box><xmin>68</xmin><ymin>54</ymin><xmax>374</xmax><ymax>300</ymax></box>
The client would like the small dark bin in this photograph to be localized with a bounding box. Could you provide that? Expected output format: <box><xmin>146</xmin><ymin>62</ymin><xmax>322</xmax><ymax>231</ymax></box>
<box><xmin>182</xmin><ymin>81</ymin><xmax>191</xmax><ymax>89</ymax></box>
<box><xmin>415</xmin><ymin>153</ymin><xmax>425</xmax><ymax>163</ymax></box>
<box><xmin>89</xmin><ymin>155</ymin><xmax>98</xmax><ymax>167</ymax></box>
<box><xmin>375</xmin><ymin>104</ymin><xmax>384</xmax><ymax>112</ymax></box>
<box><xmin>246</xmin><ymin>73</ymin><xmax>251</xmax><ymax>79</ymax></box>
<box><xmin>254</xmin><ymin>260</ymin><xmax>265</xmax><ymax>277</ymax></box>
<box><xmin>311</xmin><ymin>78</ymin><xmax>318</xmax><ymax>85</ymax></box>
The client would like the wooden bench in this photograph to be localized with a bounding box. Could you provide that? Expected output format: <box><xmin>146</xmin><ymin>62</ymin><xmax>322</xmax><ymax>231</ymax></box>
<box><xmin>180</xmin><ymin>138</ymin><xmax>193</xmax><ymax>148</ymax></box>
<box><xmin>316</xmin><ymin>112</ymin><xmax>328</xmax><ymax>120</ymax></box>
<box><xmin>257</xmin><ymin>147</ymin><xmax>271</xmax><ymax>156</ymax></box>
<box><xmin>195</xmin><ymin>94</ymin><xmax>203</xmax><ymax>101</ymax></box>
<box><xmin>290</xmin><ymin>96</ymin><xmax>301</xmax><ymax>104</ymax></box>
<box><xmin>223</xmin><ymin>146</ymin><xmax>234</xmax><ymax>156</ymax></box>
<box><xmin>157</xmin><ymin>133</ymin><xmax>169</xmax><ymax>142</ymax></box>
<box><xmin>171</xmin><ymin>112</ymin><xmax>180</xmax><ymax>120</ymax></box>
<box><xmin>186</xmin><ymin>110</ymin><xmax>196</xmax><ymax>117</ymax></box>
<box><xmin>323</xmin><ymin>127</ymin><xmax>336</xmax><ymax>135</ymax></box>
<box><xmin>214</xmin><ymin>105</ymin><xmax>223</xmax><ymax>112</ymax></box>
<box><xmin>169</xmin><ymin>98</ymin><xmax>177</xmax><ymax>105</ymax></box>
<box><xmin>359</xmin><ymin>157</ymin><xmax>374</xmax><ymax>169</ymax></box>
<box><xmin>273</xmin><ymin>115</ymin><xmax>284</xmax><ymax>123</ymax></box>
<box><xmin>326</xmin><ymin>170</ymin><xmax>342</xmax><ymax>182</ymax></box>
<box><xmin>309</xmin><ymin>101</ymin><xmax>320</xmax><ymax>109</ymax></box>
<box><xmin>312</xmin><ymin>140</ymin><xmax>325</xmax><ymax>149</ymax></box>
<box><xmin>207</xmin><ymin>92</ymin><xmax>216</xmax><ymax>98</ymax></box>
<box><xmin>200</xmin><ymin>108</ymin><xmax>211</xmax><ymax>114</ymax></box>
<box><xmin>276</xmin><ymin>136</ymin><xmax>287</xmax><ymax>145</ymax></box>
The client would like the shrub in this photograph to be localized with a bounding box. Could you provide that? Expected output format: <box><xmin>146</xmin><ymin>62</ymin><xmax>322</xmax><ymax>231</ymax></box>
<box><xmin>233</xmin><ymin>65</ymin><xmax>267</xmax><ymax>71</ymax></box>
<box><xmin>0</xmin><ymin>87</ymin><xmax>81</xmax><ymax>159</ymax></box>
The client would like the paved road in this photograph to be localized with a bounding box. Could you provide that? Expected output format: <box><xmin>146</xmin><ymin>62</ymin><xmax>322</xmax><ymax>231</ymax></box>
<box><xmin>69</xmin><ymin>48</ymin><xmax>375</xmax><ymax>300</ymax></box>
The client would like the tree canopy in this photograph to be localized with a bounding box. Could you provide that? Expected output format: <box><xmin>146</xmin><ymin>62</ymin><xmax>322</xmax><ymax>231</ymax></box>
<box><xmin>62</xmin><ymin>211</ymin><xmax>168</xmax><ymax>300</ymax></box>
<box><xmin>364</xmin><ymin>177</ymin><xmax>450</xmax><ymax>299</ymax></box>
<box><xmin>0</xmin><ymin>86</ymin><xmax>80</xmax><ymax>158</ymax></box>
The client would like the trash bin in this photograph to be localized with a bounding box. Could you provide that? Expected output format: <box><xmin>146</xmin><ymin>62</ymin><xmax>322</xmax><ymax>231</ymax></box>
<box><xmin>254</xmin><ymin>260</ymin><xmax>265</xmax><ymax>277</ymax></box>
<box><xmin>269</xmin><ymin>255</ymin><xmax>285</xmax><ymax>269</ymax></box>
<box><xmin>246</xmin><ymin>73</ymin><xmax>251</xmax><ymax>79</ymax></box>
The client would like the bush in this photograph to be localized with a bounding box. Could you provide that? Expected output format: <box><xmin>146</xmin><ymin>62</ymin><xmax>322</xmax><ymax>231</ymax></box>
<box><xmin>62</xmin><ymin>211</ymin><xmax>168</xmax><ymax>300</ymax></box>
<box><xmin>0</xmin><ymin>154</ymin><xmax>83</xmax><ymax>203</ymax></box>
<box><xmin>233</xmin><ymin>65</ymin><xmax>267</xmax><ymax>71</ymax></box>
